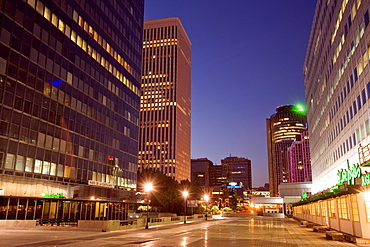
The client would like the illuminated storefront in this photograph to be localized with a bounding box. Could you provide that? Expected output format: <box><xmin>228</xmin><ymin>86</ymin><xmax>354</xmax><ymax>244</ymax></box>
<box><xmin>293</xmin><ymin>153</ymin><xmax>370</xmax><ymax>238</ymax></box>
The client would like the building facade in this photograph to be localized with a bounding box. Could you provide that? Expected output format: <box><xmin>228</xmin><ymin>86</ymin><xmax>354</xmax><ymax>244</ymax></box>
<box><xmin>295</xmin><ymin>0</ymin><xmax>370</xmax><ymax>238</ymax></box>
<box><xmin>266</xmin><ymin>105</ymin><xmax>307</xmax><ymax>196</ymax></box>
<box><xmin>221</xmin><ymin>156</ymin><xmax>252</xmax><ymax>195</ymax></box>
<box><xmin>191</xmin><ymin>158</ymin><xmax>212</xmax><ymax>187</ymax></box>
<box><xmin>139</xmin><ymin>18</ymin><xmax>191</xmax><ymax>182</ymax></box>
<box><xmin>304</xmin><ymin>0</ymin><xmax>370</xmax><ymax>194</ymax></box>
<box><xmin>0</xmin><ymin>0</ymin><xmax>143</xmax><ymax>221</ymax></box>
<box><xmin>287</xmin><ymin>131</ymin><xmax>312</xmax><ymax>183</ymax></box>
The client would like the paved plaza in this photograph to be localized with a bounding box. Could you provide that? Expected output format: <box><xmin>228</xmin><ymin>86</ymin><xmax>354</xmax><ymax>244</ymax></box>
<box><xmin>0</xmin><ymin>216</ymin><xmax>367</xmax><ymax>247</ymax></box>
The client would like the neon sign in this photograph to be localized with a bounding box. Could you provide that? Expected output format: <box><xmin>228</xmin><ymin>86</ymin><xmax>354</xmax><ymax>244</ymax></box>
<box><xmin>302</xmin><ymin>191</ymin><xmax>308</xmax><ymax>200</ymax></box>
<box><xmin>362</xmin><ymin>173</ymin><xmax>370</xmax><ymax>186</ymax></box>
<box><xmin>337</xmin><ymin>160</ymin><xmax>361</xmax><ymax>185</ymax></box>
<box><xmin>47</xmin><ymin>79</ymin><xmax>64</xmax><ymax>87</ymax></box>
<box><xmin>41</xmin><ymin>193</ymin><xmax>65</xmax><ymax>198</ymax></box>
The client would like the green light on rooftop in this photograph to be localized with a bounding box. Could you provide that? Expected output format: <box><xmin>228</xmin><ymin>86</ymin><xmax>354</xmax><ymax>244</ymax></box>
<box><xmin>296</xmin><ymin>105</ymin><xmax>304</xmax><ymax>112</ymax></box>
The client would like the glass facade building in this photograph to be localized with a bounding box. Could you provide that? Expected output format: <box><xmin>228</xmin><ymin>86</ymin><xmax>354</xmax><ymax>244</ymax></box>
<box><xmin>304</xmin><ymin>0</ymin><xmax>370</xmax><ymax>194</ymax></box>
<box><xmin>0</xmin><ymin>0</ymin><xmax>144</xmax><ymax>221</ymax></box>
<box><xmin>294</xmin><ymin>0</ymin><xmax>370</xmax><ymax>239</ymax></box>
<box><xmin>139</xmin><ymin>18</ymin><xmax>191</xmax><ymax>181</ymax></box>
<box><xmin>266</xmin><ymin>105</ymin><xmax>307</xmax><ymax>196</ymax></box>
<box><xmin>287</xmin><ymin>131</ymin><xmax>312</xmax><ymax>183</ymax></box>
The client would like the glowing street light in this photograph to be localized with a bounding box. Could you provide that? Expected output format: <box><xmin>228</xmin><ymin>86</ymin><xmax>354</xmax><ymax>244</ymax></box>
<box><xmin>144</xmin><ymin>183</ymin><xmax>153</xmax><ymax>229</ymax></box>
<box><xmin>204</xmin><ymin>194</ymin><xmax>209</xmax><ymax>220</ymax></box>
<box><xmin>182</xmin><ymin>190</ymin><xmax>188</xmax><ymax>224</ymax></box>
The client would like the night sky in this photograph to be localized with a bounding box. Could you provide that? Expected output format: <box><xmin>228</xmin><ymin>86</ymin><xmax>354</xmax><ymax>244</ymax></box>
<box><xmin>144</xmin><ymin>1</ymin><xmax>317</xmax><ymax>187</ymax></box>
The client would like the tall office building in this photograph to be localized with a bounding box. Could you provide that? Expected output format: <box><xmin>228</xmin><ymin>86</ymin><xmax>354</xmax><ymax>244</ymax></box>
<box><xmin>221</xmin><ymin>156</ymin><xmax>252</xmax><ymax>191</ymax></box>
<box><xmin>139</xmin><ymin>18</ymin><xmax>191</xmax><ymax>182</ymax></box>
<box><xmin>304</xmin><ymin>0</ymin><xmax>370</xmax><ymax>193</ymax></box>
<box><xmin>287</xmin><ymin>131</ymin><xmax>312</xmax><ymax>183</ymax></box>
<box><xmin>266</xmin><ymin>105</ymin><xmax>307</xmax><ymax>196</ymax></box>
<box><xmin>294</xmin><ymin>0</ymin><xmax>370</xmax><ymax>238</ymax></box>
<box><xmin>0</xmin><ymin>0</ymin><xmax>143</xmax><ymax>221</ymax></box>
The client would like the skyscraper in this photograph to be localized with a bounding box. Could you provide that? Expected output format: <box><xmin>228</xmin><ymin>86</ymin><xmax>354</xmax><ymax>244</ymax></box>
<box><xmin>0</xmin><ymin>0</ymin><xmax>143</xmax><ymax>221</ymax></box>
<box><xmin>293</xmin><ymin>0</ymin><xmax>370</xmax><ymax>238</ymax></box>
<box><xmin>266</xmin><ymin>105</ymin><xmax>307</xmax><ymax>196</ymax></box>
<box><xmin>304</xmin><ymin>0</ymin><xmax>370</xmax><ymax>194</ymax></box>
<box><xmin>287</xmin><ymin>131</ymin><xmax>312</xmax><ymax>183</ymax></box>
<box><xmin>139</xmin><ymin>17</ymin><xmax>191</xmax><ymax>182</ymax></box>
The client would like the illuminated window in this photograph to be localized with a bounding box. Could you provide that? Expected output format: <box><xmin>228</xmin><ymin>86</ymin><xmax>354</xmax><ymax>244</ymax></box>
<box><xmin>72</xmin><ymin>10</ymin><xmax>78</xmax><ymax>22</ymax></box>
<box><xmin>338</xmin><ymin>196</ymin><xmax>349</xmax><ymax>219</ymax></box>
<box><xmin>77</xmin><ymin>35</ymin><xmax>82</xmax><ymax>47</ymax></box>
<box><xmin>4</xmin><ymin>153</ymin><xmax>14</xmax><ymax>169</ymax></box>
<box><xmin>43</xmin><ymin>82</ymin><xmax>51</xmax><ymax>96</ymax></box>
<box><xmin>43</xmin><ymin>6</ymin><xmax>51</xmax><ymax>20</ymax></box>
<box><xmin>321</xmin><ymin>201</ymin><xmax>327</xmax><ymax>217</ymax></box>
<box><xmin>64</xmin><ymin>166</ymin><xmax>70</xmax><ymax>178</ymax></box>
<box><xmin>71</xmin><ymin>30</ymin><xmax>76</xmax><ymax>43</ymax></box>
<box><xmin>83</xmin><ymin>21</ymin><xmax>88</xmax><ymax>32</ymax></box>
<box><xmin>350</xmin><ymin>195</ymin><xmax>359</xmax><ymax>221</ymax></box>
<box><xmin>58</xmin><ymin>19</ymin><xmax>65</xmax><ymax>32</ymax></box>
<box><xmin>82</xmin><ymin>40</ymin><xmax>87</xmax><ymax>51</ymax></box>
<box><xmin>28</xmin><ymin>0</ymin><xmax>36</xmax><ymax>8</ymax></box>
<box><xmin>328</xmin><ymin>199</ymin><xmax>336</xmax><ymax>218</ymax></box>
<box><xmin>42</xmin><ymin>161</ymin><xmax>50</xmax><ymax>175</ymax></box>
<box><xmin>78</xmin><ymin>16</ymin><xmax>83</xmax><ymax>27</ymax></box>
<box><xmin>36</xmin><ymin>0</ymin><xmax>43</xmax><ymax>14</ymax></box>
<box><xmin>64</xmin><ymin>25</ymin><xmax>71</xmax><ymax>37</ymax></box>
<box><xmin>51</xmin><ymin>13</ymin><xmax>58</xmax><ymax>27</ymax></box>
<box><xmin>34</xmin><ymin>159</ymin><xmax>42</xmax><ymax>173</ymax></box>
<box><xmin>25</xmin><ymin>158</ymin><xmax>34</xmax><ymax>172</ymax></box>
<box><xmin>50</xmin><ymin>163</ymin><xmax>57</xmax><ymax>176</ymax></box>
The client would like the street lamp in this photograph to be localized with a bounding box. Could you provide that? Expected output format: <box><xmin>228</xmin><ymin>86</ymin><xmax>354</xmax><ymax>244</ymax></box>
<box><xmin>144</xmin><ymin>183</ymin><xmax>153</xmax><ymax>229</ymax></box>
<box><xmin>204</xmin><ymin>194</ymin><xmax>209</xmax><ymax>220</ymax></box>
<box><xmin>182</xmin><ymin>190</ymin><xmax>188</xmax><ymax>224</ymax></box>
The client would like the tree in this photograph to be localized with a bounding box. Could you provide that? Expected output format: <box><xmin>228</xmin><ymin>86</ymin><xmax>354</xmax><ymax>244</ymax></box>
<box><xmin>137</xmin><ymin>168</ymin><xmax>182</xmax><ymax>214</ymax></box>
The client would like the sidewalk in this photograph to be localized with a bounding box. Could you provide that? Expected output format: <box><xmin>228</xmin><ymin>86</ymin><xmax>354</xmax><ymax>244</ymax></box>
<box><xmin>0</xmin><ymin>217</ymin><xmax>368</xmax><ymax>246</ymax></box>
<box><xmin>281</xmin><ymin>218</ymin><xmax>368</xmax><ymax>246</ymax></box>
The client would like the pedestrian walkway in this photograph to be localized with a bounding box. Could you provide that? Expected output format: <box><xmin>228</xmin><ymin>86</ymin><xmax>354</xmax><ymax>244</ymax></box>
<box><xmin>280</xmin><ymin>218</ymin><xmax>362</xmax><ymax>246</ymax></box>
<box><xmin>0</xmin><ymin>216</ymin><xmax>368</xmax><ymax>246</ymax></box>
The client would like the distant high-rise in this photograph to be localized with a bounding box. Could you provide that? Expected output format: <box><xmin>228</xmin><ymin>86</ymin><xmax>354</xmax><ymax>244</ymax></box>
<box><xmin>266</xmin><ymin>105</ymin><xmax>307</xmax><ymax>196</ymax></box>
<box><xmin>0</xmin><ymin>0</ymin><xmax>143</xmax><ymax>221</ymax></box>
<box><xmin>191</xmin><ymin>158</ymin><xmax>212</xmax><ymax>186</ymax></box>
<box><xmin>287</xmin><ymin>131</ymin><xmax>312</xmax><ymax>183</ymax></box>
<box><xmin>221</xmin><ymin>156</ymin><xmax>252</xmax><ymax>191</ymax></box>
<box><xmin>139</xmin><ymin>18</ymin><xmax>192</xmax><ymax>181</ymax></box>
<box><xmin>209</xmin><ymin>164</ymin><xmax>223</xmax><ymax>187</ymax></box>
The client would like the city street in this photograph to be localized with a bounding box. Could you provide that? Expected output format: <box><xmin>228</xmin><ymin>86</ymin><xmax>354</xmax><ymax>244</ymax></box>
<box><xmin>0</xmin><ymin>216</ymin><xmax>362</xmax><ymax>247</ymax></box>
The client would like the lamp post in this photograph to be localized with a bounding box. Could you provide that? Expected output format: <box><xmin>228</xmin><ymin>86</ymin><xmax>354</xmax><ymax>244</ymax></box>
<box><xmin>182</xmin><ymin>191</ymin><xmax>188</xmax><ymax>224</ymax></box>
<box><xmin>204</xmin><ymin>194</ymin><xmax>209</xmax><ymax>220</ymax></box>
<box><xmin>144</xmin><ymin>183</ymin><xmax>153</xmax><ymax>229</ymax></box>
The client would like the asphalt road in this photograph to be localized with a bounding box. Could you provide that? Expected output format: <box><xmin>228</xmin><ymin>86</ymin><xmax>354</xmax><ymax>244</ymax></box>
<box><xmin>0</xmin><ymin>216</ymin><xmax>361</xmax><ymax>247</ymax></box>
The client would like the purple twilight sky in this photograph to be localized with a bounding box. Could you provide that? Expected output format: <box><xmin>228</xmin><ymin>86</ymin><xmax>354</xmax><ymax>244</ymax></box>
<box><xmin>144</xmin><ymin>1</ymin><xmax>317</xmax><ymax>187</ymax></box>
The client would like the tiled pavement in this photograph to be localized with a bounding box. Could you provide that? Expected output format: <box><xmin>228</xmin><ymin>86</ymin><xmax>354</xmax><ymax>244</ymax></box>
<box><xmin>0</xmin><ymin>216</ymin><xmax>368</xmax><ymax>246</ymax></box>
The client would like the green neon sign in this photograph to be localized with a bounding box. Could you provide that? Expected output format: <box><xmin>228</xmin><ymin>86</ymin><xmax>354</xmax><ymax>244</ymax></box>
<box><xmin>41</xmin><ymin>193</ymin><xmax>65</xmax><ymax>198</ymax></box>
<box><xmin>301</xmin><ymin>191</ymin><xmax>308</xmax><ymax>200</ymax></box>
<box><xmin>337</xmin><ymin>160</ymin><xmax>361</xmax><ymax>185</ymax></box>
<box><xmin>362</xmin><ymin>173</ymin><xmax>370</xmax><ymax>186</ymax></box>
